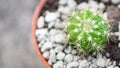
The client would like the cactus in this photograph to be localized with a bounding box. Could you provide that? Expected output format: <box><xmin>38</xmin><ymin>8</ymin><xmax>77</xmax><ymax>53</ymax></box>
<box><xmin>67</xmin><ymin>10</ymin><xmax>110</xmax><ymax>54</ymax></box>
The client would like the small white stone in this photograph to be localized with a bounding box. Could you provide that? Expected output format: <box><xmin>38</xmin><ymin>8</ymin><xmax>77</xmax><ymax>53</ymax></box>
<box><xmin>106</xmin><ymin>59</ymin><xmax>111</xmax><ymax>66</ymax></box>
<box><xmin>114</xmin><ymin>66</ymin><xmax>119</xmax><ymax>68</ymax></box>
<box><xmin>41</xmin><ymin>42</ymin><xmax>53</xmax><ymax>52</ymax></box>
<box><xmin>49</xmin><ymin>29</ymin><xmax>57</xmax><ymax>36</ymax></box>
<box><xmin>50</xmin><ymin>49</ymin><xmax>56</xmax><ymax>63</ymax></box>
<box><xmin>42</xmin><ymin>51</ymin><xmax>50</xmax><ymax>60</ymax></box>
<box><xmin>87</xmin><ymin>56</ymin><xmax>92</xmax><ymax>61</ymax></box>
<box><xmin>114</xmin><ymin>32</ymin><xmax>120</xmax><ymax>40</ymax></box>
<box><xmin>97</xmin><ymin>53</ymin><xmax>102</xmax><ymax>58</ymax></box>
<box><xmin>67</xmin><ymin>0</ymin><xmax>77</xmax><ymax>9</ymax></box>
<box><xmin>57</xmin><ymin>52</ymin><xmax>65</xmax><ymax>60</ymax></box>
<box><xmin>88</xmin><ymin>0</ymin><xmax>98</xmax><ymax>9</ymax></box>
<box><xmin>111</xmin><ymin>0</ymin><xmax>120</xmax><ymax>4</ymax></box>
<box><xmin>64</xmin><ymin>54</ymin><xmax>73</xmax><ymax>63</ymax></box>
<box><xmin>96</xmin><ymin>58</ymin><xmax>106</xmax><ymax>67</ymax></box>
<box><xmin>106</xmin><ymin>52</ymin><xmax>110</xmax><ymax>57</ymax></box>
<box><xmin>53</xmin><ymin>61</ymin><xmax>63</xmax><ymax>68</ymax></box>
<box><xmin>98</xmin><ymin>3</ymin><xmax>105</xmax><ymax>9</ymax></box>
<box><xmin>73</xmin><ymin>56</ymin><xmax>79</xmax><ymax>61</ymax></box>
<box><xmin>79</xmin><ymin>59</ymin><xmax>89</xmax><ymax>68</ymax></box>
<box><xmin>54</xmin><ymin>21</ymin><xmax>66</xmax><ymax>29</ymax></box>
<box><xmin>118</xmin><ymin>43</ymin><xmax>120</xmax><ymax>48</ymax></box>
<box><xmin>64</xmin><ymin>46</ymin><xmax>72</xmax><ymax>54</ymax></box>
<box><xmin>103</xmin><ymin>12</ymin><xmax>108</xmax><ymax>20</ymax></box>
<box><xmin>57</xmin><ymin>6</ymin><xmax>65</xmax><ymax>13</ymax></box>
<box><xmin>48</xmin><ymin>22</ymin><xmax>55</xmax><ymax>28</ymax></box>
<box><xmin>77</xmin><ymin>2</ymin><xmax>89</xmax><ymax>9</ymax></box>
<box><xmin>106</xmin><ymin>65</ymin><xmax>114</xmax><ymax>68</ymax></box>
<box><xmin>114</xmin><ymin>32</ymin><xmax>120</xmax><ymax>36</ymax></box>
<box><xmin>37</xmin><ymin>35</ymin><xmax>46</xmax><ymax>42</ymax></box>
<box><xmin>54</xmin><ymin>33</ymin><xmax>66</xmax><ymax>44</ymax></box>
<box><xmin>48</xmin><ymin>59</ymin><xmax>52</xmax><ymax>65</ymax></box>
<box><xmin>59</xmin><ymin>6</ymin><xmax>71</xmax><ymax>15</ymax></box>
<box><xmin>39</xmin><ymin>40</ymin><xmax>45</xmax><ymax>46</ymax></box>
<box><xmin>55</xmin><ymin>45</ymin><xmax>64</xmax><ymax>53</ymax></box>
<box><xmin>67</xmin><ymin>62</ymin><xmax>79</xmax><ymax>68</ymax></box>
<box><xmin>37</xmin><ymin>16</ymin><xmax>45</xmax><ymax>28</ymax></box>
<box><xmin>113</xmin><ymin>61</ymin><xmax>116</xmax><ymax>66</ymax></box>
<box><xmin>118</xmin><ymin>4</ymin><xmax>120</xmax><ymax>9</ymax></box>
<box><xmin>36</xmin><ymin>29</ymin><xmax>48</xmax><ymax>37</ymax></box>
<box><xmin>58</xmin><ymin>0</ymin><xmax>67</xmax><ymax>5</ymax></box>
<box><xmin>45</xmin><ymin>12</ymin><xmax>59</xmax><ymax>22</ymax></box>
<box><xmin>71</xmin><ymin>49</ymin><xmax>77</xmax><ymax>55</ymax></box>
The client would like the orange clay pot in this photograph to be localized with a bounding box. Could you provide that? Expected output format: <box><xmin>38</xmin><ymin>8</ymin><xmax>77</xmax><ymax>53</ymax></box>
<box><xmin>32</xmin><ymin>0</ymin><xmax>51</xmax><ymax>68</ymax></box>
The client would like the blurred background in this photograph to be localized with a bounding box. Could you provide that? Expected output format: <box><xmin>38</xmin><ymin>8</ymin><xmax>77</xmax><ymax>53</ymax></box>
<box><xmin>0</xmin><ymin>0</ymin><xmax>45</xmax><ymax>68</ymax></box>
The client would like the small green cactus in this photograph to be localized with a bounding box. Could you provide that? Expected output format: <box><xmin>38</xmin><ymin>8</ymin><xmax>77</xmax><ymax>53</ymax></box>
<box><xmin>67</xmin><ymin>10</ymin><xmax>110</xmax><ymax>54</ymax></box>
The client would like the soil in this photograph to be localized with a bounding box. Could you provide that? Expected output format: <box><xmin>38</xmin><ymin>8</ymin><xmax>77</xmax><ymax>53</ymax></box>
<box><xmin>40</xmin><ymin>0</ymin><xmax>120</xmax><ymax>64</ymax></box>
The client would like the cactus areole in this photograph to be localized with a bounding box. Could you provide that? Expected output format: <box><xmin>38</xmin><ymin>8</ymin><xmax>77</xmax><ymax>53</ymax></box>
<box><xmin>67</xmin><ymin>10</ymin><xmax>110</xmax><ymax>54</ymax></box>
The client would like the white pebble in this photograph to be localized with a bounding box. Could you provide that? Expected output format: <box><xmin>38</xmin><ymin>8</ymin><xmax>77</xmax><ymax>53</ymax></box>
<box><xmin>106</xmin><ymin>52</ymin><xmax>110</xmax><ymax>57</ymax></box>
<box><xmin>96</xmin><ymin>58</ymin><xmax>106</xmax><ymax>67</ymax></box>
<box><xmin>49</xmin><ymin>29</ymin><xmax>57</xmax><ymax>36</ymax></box>
<box><xmin>53</xmin><ymin>61</ymin><xmax>63</xmax><ymax>68</ymax></box>
<box><xmin>58</xmin><ymin>0</ymin><xmax>67</xmax><ymax>5</ymax></box>
<box><xmin>73</xmin><ymin>56</ymin><xmax>79</xmax><ymax>61</ymax></box>
<box><xmin>98</xmin><ymin>3</ymin><xmax>105</xmax><ymax>9</ymax></box>
<box><xmin>64</xmin><ymin>46</ymin><xmax>72</xmax><ymax>54</ymax></box>
<box><xmin>77</xmin><ymin>2</ymin><xmax>89</xmax><ymax>10</ymax></box>
<box><xmin>37</xmin><ymin>35</ymin><xmax>46</xmax><ymax>42</ymax></box>
<box><xmin>37</xmin><ymin>16</ymin><xmax>45</xmax><ymax>28</ymax></box>
<box><xmin>41</xmin><ymin>42</ymin><xmax>53</xmax><ymax>52</ymax></box>
<box><xmin>39</xmin><ymin>39</ymin><xmax>45</xmax><ymax>46</ymax></box>
<box><xmin>54</xmin><ymin>33</ymin><xmax>66</xmax><ymax>44</ymax></box>
<box><xmin>45</xmin><ymin>12</ymin><xmax>59</xmax><ymax>22</ymax></box>
<box><xmin>118</xmin><ymin>4</ymin><xmax>120</xmax><ymax>9</ymax></box>
<box><xmin>48</xmin><ymin>22</ymin><xmax>55</xmax><ymax>28</ymax></box>
<box><xmin>106</xmin><ymin>59</ymin><xmax>111</xmax><ymax>66</ymax></box>
<box><xmin>43</xmin><ymin>51</ymin><xmax>50</xmax><ymax>60</ymax></box>
<box><xmin>48</xmin><ymin>59</ymin><xmax>52</xmax><ymax>65</ymax></box>
<box><xmin>36</xmin><ymin>29</ymin><xmax>48</xmax><ymax>37</ymax></box>
<box><xmin>106</xmin><ymin>65</ymin><xmax>114</xmax><ymax>68</ymax></box>
<box><xmin>49</xmin><ymin>49</ymin><xmax>56</xmax><ymax>63</ymax></box>
<box><xmin>111</xmin><ymin>0</ymin><xmax>120</xmax><ymax>4</ymax></box>
<box><xmin>71</xmin><ymin>49</ymin><xmax>77</xmax><ymax>55</ymax></box>
<box><xmin>57</xmin><ymin>52</ymin><xmax>65</xmax><ymax>60</ymax></box>
<box><xmin>67</xmin><ymin>62</ymin><xmax>79</xmax><ymax>68</ymax></box>
<box><xmin>54</xmin><ymin>22</ymin><xmax>66</xmax><ymax>29</ymax></box>
<box><xmin>114</xmin><ymin>66</ymin><xmax>119</xmax><ymax>68</ymax></box>
<box><xmin>79</xmin><ymin>60</ymin><xmax>89</xmax><ymax>68</ymax></box>
<box><xmin>64</xmin><ymin>54</ymin><xmax>73</xmax><ymax>63</ymax></box>
<box><xmin>114</xmin><ymin>32</ymin><xmax>120</xmax><ymax>40</ymax></box>
<box><xmin>67</xmin><ymin>0</ymin><xmax>77</xmax><ymax>9</ymax></box>
<box><xmin>118</xmin><ymin>43</ymin><xmax>120</xmax><ymax>48</ymax></box>
<box><xmin>97</xmin><ymin>53</ymin><xmax>102</xmax><ymax>58</ymax></box>
<box><xmin>55</xmin><ymin>45</ymin><xmax>64</xmax><ymax>53</ymax></box>
<box><xmin>88</xmin><ymin>0</ymin><xmax>98</xmax><ymax>9</ymax></box>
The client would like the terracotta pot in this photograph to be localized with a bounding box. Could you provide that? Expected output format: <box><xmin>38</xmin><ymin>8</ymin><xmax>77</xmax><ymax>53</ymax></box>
<box><xmin>32</xmin><ymin>0</ymin><xmax>51</xmax><ymax>68</ymax></box>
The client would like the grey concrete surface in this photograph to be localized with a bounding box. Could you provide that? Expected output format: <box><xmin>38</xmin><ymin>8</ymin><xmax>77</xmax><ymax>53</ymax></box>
<box><xmin>0</xmin><ymin>0</ymin><xmax>45</xmax><ymax>68</ymax></box>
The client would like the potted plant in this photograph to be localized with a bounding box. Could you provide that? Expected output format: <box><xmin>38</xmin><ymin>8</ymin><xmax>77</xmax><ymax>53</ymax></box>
<box><xmin>32</xmin><ymin>0</ymin><xmax>120</xmax><ymax>68</ymax></box>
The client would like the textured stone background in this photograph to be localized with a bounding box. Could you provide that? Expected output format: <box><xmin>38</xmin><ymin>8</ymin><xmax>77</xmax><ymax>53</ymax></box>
<box><xmin>0</xmin><ymin>0</ymin><xmax>45</xmax><ymax>68</ymax></box>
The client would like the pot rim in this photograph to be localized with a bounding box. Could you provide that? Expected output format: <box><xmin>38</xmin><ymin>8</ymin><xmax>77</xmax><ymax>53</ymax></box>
<box><xmin>32</xmin><ymin>0</ymin><xmax>51</xmax><ymax>68</ymax></box>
